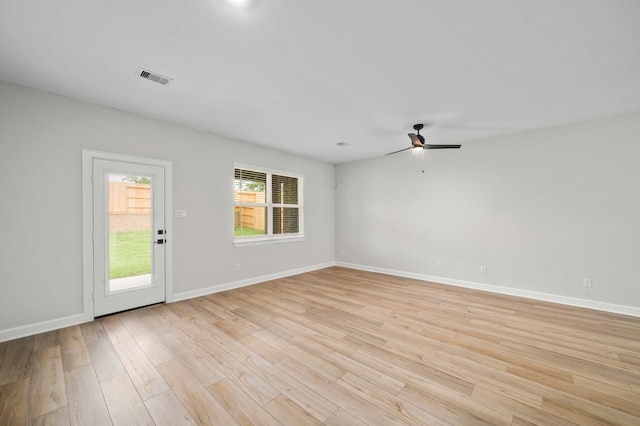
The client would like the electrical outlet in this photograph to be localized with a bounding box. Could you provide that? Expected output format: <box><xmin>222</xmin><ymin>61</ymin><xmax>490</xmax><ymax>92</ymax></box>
<box><xmin>437</xmin><ymin>260</ymin><xmax>443</xmax><ymax>269</ymax></box>
<box><xmin>582</xmin><ymin>277</ymin><xmax>592</xmax><ymax>288</ymax></box>
<box><xmin>480</xmin><ymin>265</ymin><xmax>487</xmax><ymax>274</ymax></box>
<box><xmin>235</xmin><ymin>264</ymin><xmax>240</xmax><ymax>272</ymax></box>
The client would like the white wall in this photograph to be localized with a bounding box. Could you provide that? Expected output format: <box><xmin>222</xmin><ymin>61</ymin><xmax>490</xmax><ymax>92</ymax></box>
<box><xmin>336</xmin><ymin>112</ymin><xmax>640</xmax><ymax>313</ymax></box>
<box><xmin>0</xmin><ymin>81</ymin><xmax>335</xmax><ymax>337</ymax></box>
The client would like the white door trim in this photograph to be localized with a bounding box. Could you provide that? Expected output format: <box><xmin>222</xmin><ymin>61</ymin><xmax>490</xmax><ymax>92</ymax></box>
<box><xmin>82</xmin><ymin>150</ymin><xmax>174</xmax><ymax>320</ymax></box>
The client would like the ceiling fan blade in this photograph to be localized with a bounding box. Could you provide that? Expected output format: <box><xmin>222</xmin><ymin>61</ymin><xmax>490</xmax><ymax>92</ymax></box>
<box><xmin>385</xmin><ymin>147</ymin><xmax>412</xmax><ymax>156</ymax></box>
<box><xmin>423</xmin><ymin>144</ymin><xmax>462</xmax><ymax>149</ymax></box>
<box><xmin>408</xmin><ymin>133</ymin><xmax>423</xmax><ymax>148</ymax></box>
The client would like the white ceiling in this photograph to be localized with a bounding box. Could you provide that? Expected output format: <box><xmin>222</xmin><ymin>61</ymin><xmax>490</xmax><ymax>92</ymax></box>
<box><xmin>1</xmin><ymin>0</ymin><xmax>639</xmax><ymax>164</ymax></box>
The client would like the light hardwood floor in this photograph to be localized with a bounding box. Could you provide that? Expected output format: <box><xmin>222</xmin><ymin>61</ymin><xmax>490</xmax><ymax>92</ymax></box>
<box><xmin>1</xmin><ymin>266</ymin><xmax>640</xmax><ymax>425</ymax></box>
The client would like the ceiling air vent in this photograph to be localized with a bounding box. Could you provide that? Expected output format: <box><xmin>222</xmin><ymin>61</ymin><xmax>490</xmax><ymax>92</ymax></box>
<box><xmin>137</xmin><ymin>67</ymin><xmax>173</xmax><ymax>86</ymax></box>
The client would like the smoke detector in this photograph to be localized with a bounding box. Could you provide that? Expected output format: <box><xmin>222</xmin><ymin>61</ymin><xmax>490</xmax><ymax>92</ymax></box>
<box><xmin>137</xmin><ymin>68</ymin><xmax>173</xmax><ymax>86</ymax></box>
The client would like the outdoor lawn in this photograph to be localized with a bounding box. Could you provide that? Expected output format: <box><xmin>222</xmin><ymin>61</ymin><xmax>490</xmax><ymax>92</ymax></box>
<box><xmin>234</xmin><ymin>226</ymin><xmax>266</xmax><ymax>237</ymax></box>
<box><xmin>109</xmin><ymin>230</ymin><xmax>152</xmax><ymax>279</ymax></box>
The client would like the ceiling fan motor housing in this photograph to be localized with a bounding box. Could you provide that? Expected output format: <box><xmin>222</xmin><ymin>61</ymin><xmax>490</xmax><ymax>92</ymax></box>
<box><xmin>413</xmin><ymin>123</ymin><xmax>425</xmax><ymax>145</ymax></box>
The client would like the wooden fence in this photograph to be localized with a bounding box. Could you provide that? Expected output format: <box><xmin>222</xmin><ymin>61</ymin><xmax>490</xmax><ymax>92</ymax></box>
<box><xmin>109</xmin><ymin>182</ymin><xmax>151</xmax><ymax>232</ymax></box>
<box><xmin>234</xmin><ymin>191</ymin><xmax>265</xmax><ymax>231</ymax></box>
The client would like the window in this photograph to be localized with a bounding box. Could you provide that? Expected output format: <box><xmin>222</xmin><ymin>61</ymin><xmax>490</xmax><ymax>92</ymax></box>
<box><xmin>234</xmin><ymin>164</ymin><xmax>303</xmax><ymax>245</ymax></box>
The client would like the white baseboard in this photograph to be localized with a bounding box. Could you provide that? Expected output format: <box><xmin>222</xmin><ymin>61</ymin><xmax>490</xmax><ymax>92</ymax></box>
<box><xmin>337</xmin><ymin>262</ymin><xmax>640</xmax><ymax>318</ymax></box>
<box><xmin>171</xmin><ymin>261</ymin><xmax>337</xmax><ymax>302</ymax></box>
<box><xmin>0</xmin><ymin>313</ymin><xmax>90</xmax><ymax>343</ymax></box>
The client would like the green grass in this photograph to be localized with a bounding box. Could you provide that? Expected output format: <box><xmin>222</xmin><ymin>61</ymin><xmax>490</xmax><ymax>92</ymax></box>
<box><xmin>234</xmin><ymin>226</ymin><xmax>266</xmax><ymax>237</ymax></box>
<box><xmin>109</xmin><ymin>231</ymin><xmax>152</xmax><ymax>279</ymax></box>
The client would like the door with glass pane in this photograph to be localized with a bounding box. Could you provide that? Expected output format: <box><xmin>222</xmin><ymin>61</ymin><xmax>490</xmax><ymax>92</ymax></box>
<box><xmin>93</xmin><ymin>159</ymin><xmax>166</xmax><ymax>316</ymax></box>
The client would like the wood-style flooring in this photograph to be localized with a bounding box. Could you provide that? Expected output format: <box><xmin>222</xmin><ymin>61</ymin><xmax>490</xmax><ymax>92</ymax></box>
<box><xmin>1</xmin><ymin>266</ymin><xmax>640</xmax><ymax>425</ymax></box>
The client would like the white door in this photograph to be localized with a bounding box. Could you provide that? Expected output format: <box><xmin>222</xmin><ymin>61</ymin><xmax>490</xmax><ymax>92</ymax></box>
<box><xmin>92</xmin><ymin>159</ymin><xmax>167</xmax><ymax>316</ymax></box>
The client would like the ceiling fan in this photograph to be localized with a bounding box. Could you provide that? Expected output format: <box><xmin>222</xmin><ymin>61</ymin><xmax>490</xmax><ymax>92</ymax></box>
<box><xmin>386</xmin><ymin>123</ymin><xmax>462</xmax><ymax>155</ymax></box>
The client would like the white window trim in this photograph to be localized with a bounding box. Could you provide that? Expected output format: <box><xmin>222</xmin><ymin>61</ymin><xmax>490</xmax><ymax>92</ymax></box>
<box><xmin>233</xmin><ymin>163</ymin><xmax>304</xmax><ymax>247</ymax></box>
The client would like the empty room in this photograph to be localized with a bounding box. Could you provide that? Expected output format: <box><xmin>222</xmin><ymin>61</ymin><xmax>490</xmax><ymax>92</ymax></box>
<box><xmin>1</xmin><ymin>0</ymin><xmax>639</xmax><ymax>424</ymax></box>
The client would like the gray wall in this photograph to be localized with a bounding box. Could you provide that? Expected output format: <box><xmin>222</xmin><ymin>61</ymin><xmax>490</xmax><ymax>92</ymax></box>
<box><xmin>336</xmin><ymin>112</ymin><xmax>640</xmax><ymax>312</ymax></box>
<box><xmin>0</xmin><ymin>81</ymin><xmax>335</xmax><ymax>335</ymax></box>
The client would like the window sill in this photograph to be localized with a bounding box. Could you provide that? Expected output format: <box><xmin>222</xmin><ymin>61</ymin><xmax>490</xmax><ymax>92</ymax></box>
<box><xmin>233</xmin><ymin>235</ymin><xmax>305</xmax><ymax>247</ymax></box>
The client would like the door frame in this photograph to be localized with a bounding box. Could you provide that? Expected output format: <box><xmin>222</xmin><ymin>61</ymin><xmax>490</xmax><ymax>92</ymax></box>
<box><xmin>82</xmin><ymin>150</ymin><xmax>174</xmax><ymax>320</ymax></box>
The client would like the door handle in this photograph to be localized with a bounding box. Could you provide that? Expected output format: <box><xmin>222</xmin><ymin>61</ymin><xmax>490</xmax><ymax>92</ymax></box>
<box><xmin>154</xmin><ymin>229</ymin><xmax>166</xmax><ymax>244</ymax></box>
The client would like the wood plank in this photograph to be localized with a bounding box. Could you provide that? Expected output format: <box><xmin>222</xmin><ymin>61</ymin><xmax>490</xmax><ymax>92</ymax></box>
<box><xmin>208</xmin><ymin>378</ymin><xmax>281</xmax><ymax>426</ymax></box>
<box><xmin>130</xmin><ymin>330</ymin><xmax>175</xmax><ymax>366</ymax></box>
<box><xmin>194</xmin><ymin>338</ymin><xmax>280</xmax><ymax>406</ymax></box>
<box><xmin>230</xmin><ymin>345</ymin><xmax>339</xmax><ymax>422</ymax></box>
<box><xmin>238</xmin><ymin>332</ymin><xmax>288</xmax><ymax>364</ymax></box>
<box><xmin>252</xmin><ymin>328</ymin><xmax>345</xmax><ymax>382</ymax></box>
<box><xmin>32</xmin><ymin>330</ymin><xmax>60</xmax><ymax>352</ymax></box>
<box><xmin>449</xmin><ymin>355</ymin><xmax>544</xmax><ymax>409</ymax></box>
<box><xmin>292</xmin><ymin>334</ymin><xmax>405</xmax><ymax>395</ymax></box>
<box><xmin>0</xmin><ymin>336</ymin><xmax>33</xmax><ymax>386</ymax></box>
<box><xmin>59</xmin><ymin>325</ymin><xmax>91</xmax><ymax>371</ymax></box>
<box><xmin>29</xmin><ymin>406</ymin><xmax>70</xmax><ymax>426</ymax></box>
<box><xmin>472</xmin><ymin>385</ymin><xmax>575</xmax><ymax>426</ymax></box>
<box><xmin>65</xmin><ymin>364</ymin><xmax>111</xmax><ymax>426</ymax></box>
<box><xmin>157</xmin><ymin>358</ymin><xmax>239</xmax><ymax>425</ymax></box>
<box><xmin>185</xmin><ymin>318</ymin><xmax>243</xmax><ymax>353</ymax></box>
<box><xmin>102</xmin><ymin>316</ymin><xmax>169</xmax><ymax>400</ymax></box>
<box><xmin>507</xmin><ymin>362</ymin><xmax>640</xmax><ymax>417</ymax></box>
<box><xmin>352</xmin><ymin>344</ymin><xmax>476</xmax><ymax>398</ymax></box>
<box><xmin>145</xmin><ymin>390</ymin><xmax>197</xmax><ymax>425</ymax></box>
<box><xmin>28</xmin><ymin>345</ymin><xmax>67</xmax><ymax>418</ymax></box>
<box><xmin>542</xmin><ymin>394</ymin><xmax>637</xmax><ymax>426</ymax></box>
<box><xmin>169</xmin><ymin>317</ymin><xmax>212</xmax><ymax>343</ymax></box>
<box><xmin>275</xmin><ymin>355</ymin><xmax>417</xmax><ymax>426</ymax></box>
<box><xmin>80</xmin><ymin>320</ymin><xmax>125</xmax><ymax>382</ymax></box>
<box><xmin>325</xmin><ymin>408</ymin><xmax>370</xmax><ymax>426</ymax></box>
<box><xmin>137</xmin><ymin>307</ymin><xmax>174</xmax><ymax>336</ymax></box>
<box><xmin>0</xmin><ymin>377</ymin><xmax>29</xmax><ymax>425</ymax></box>
<box><xmin>338</xmin><ymin>371</ymin><xmax>461</xmax><ymax>425</ymax></box>
<box><xmin>119</xmin><ymin>313</ymin><xmax>177</xmax><ymax>366</ymax></box>
<box><xmin>101</xmin><ymin>373</ymin><xmax>154</xmax><ymax>425</ymax></box>
<box><xmin>158</xmin><ymin>331</ymin><xmax>225</xmax><ymax>387</ymax></box>
<box><xmin>573</xmin><ymin>374</ymin><xmax>640</xmax><ymax>404</ymax></box>
<box><xmin>398</xmin><ymin>383</ymin><xmax>513</xmax><ymax>426</ymax></box>
<box><xmin>151</xmin><ymin>303</ymin><xmax>183</xmax><ymax>323</ymax></box>
<box><xmin>0</xmin><ymin>341</ymin><xmax>7</xmax><ymax>369</ymax></box>
<box><xmin>263</xmin><ymin>395</ymin><xmax>324</xmax><ymax>426</ymax></box>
